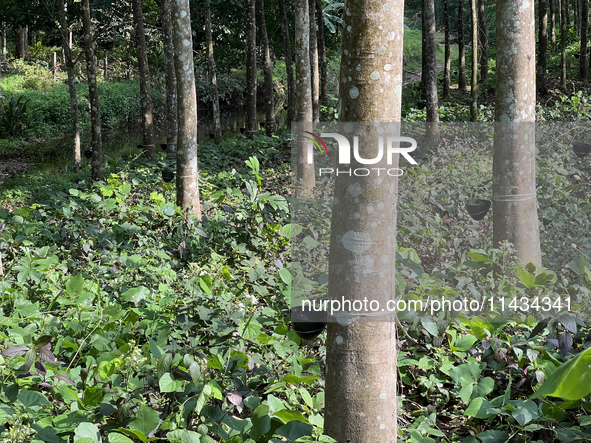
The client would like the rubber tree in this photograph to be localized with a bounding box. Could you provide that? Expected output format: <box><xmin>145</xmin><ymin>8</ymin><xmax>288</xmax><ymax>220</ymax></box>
<box><xmin>579</xmin><ymin>0</ymin><xmax>588</xmax><ymax>80</ymax></box>
<box><xmin>309</xmin><ymin>0</ymin><xmax>320</xmax><ymax>124</ymax></box>
<box><xmin>161</xmin><ymin>0</ymin><xmax>177</xmax><ymax>156</ymax></box>
<box><xmin>458</xmin><ymin>0</ymin><xmax>468</xmax><ymax>91</ymax></box>
<box><xmin>316</xmin><ymin>0</ymin><xmax>328</xmax><ymax>105</ymax></box>
<box><xmin>81</xmin><ymin>0</ymin><xmax>102</xmax><ymax>181</ymax></box>
<box><xmin>245</xmin><ymin>0</ymin><xmax>257</xmax><ymax>138</ymax></box>
<box><xmin>423</xmin><ymin>0</ymin><xmax>440</xmax><ymax>138</ymax></box>
<box><xmin>278</xmin><ymin>0</ymin><xmax>295</xmax><ymax>125</ymax></box>
<box><xmin>538</xmin><ymin>0</ymin><xmax>549</xmax><ymax>94</ymax></box>
<box><xmin>172</xmin><ymin>0</ymin><xmax>201</xmax><ymax>217</ymax></box>
<box><xmin>470</xmin><ymin>0</ymin><xmax>478</xmax><ymax>122</ymax></box>
<box><xmin>561</xmin><ymin>0</ymin><xmax>567</xmax><ymax>88</ymax></box>
<box><xmin>324</xmin><ymin>0</ymin><xmax>403</xmax><ymax>439</ymax></box>
<box><xmin>493</xmin><ymin>0</ymin><xmax>542</xmax><ymax>266</ymax></box>
<box><xmin>257</xmin><ymin>0</ymin><xmax>275</xmax><ymax>135</ymax></box>
<box><xmin>132</xmin><ymin>0</ymin><xmax>155</xmax><ymax>161</ymax></box>
<box><xmin>550</xmin><ymin>0</ymin><xmax>556</xmax><ymax>46</ymax></box>
<box><xmin>205</xmin><ymin>0</ymin><xmax>222</xmax><ymax>143</ymax></box>
<box><xmin>478</xmin><ymin>0</ymin><xmax>488</xmax><ymax>83</ymax></box>
<box><xmin>443</xmin><ymin>0</ymin><xmax>451</xmax><ymax>99</ymax></box>
<box><xmin>295</xmin><ymin>0</ymin><xmax>314</xmax><ymax>194</ymax></box>
<box><xmin>57</xmin><ymin>0</ymin><xmax>80</xmax><ymax>173</ymax></box>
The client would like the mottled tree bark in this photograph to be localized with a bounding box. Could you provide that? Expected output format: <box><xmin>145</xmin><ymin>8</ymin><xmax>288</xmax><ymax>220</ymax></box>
<box><xmin>561</xmin><ymin>0</ymin><xmax>567</xmax><ymax>87</ymax></box>
<box><xmin>471</xmin><ymin>0</ymin><xmax>478</xmax><ymax>121</ymax></box>
<box><xmin>458</xmin><ymin>0</ymin><xmax>468</xmax><ymax>91</ymax></box>
<box><xmin>579</xmin><ymin>0</ymin><xmax>588</xmax><ymax>80</ymax></box>
<box><xmin>316</xmin><ymin>0</ymin><xmax>328</xmax><ymax>105</ymax></box>
<box><xmin>443</xmin><ymin>0</ymin><xmax>451</xmax><ymax>99</ymax></box>
<box><xmin>493</xmin><ymin>0</ymin><xmax>542</xmax><ymax>266</ymax></box>
<box><xmin>324</xmin><ymin>0</ymin><xmax>403</xmax><ymax>440</ymax></box>
<box><xmin>58</xmin><ymin>0</ymin><xmax>81</xmax><ymax>173</ymax></box>
<box><xmin>575</xmin><ymin>0</ymin><xmax>580</xmax><ymax>34</ymax></box>
<box><xmin>257</xmin><ymin>0</ymin><xmax>275</xmax><ymax>135</ymax></box>
<box><xmin>172</xmin><ymin>0</ymin><xmax>201</xmax><ymax>217</ymax></box>
<box><xmin>278</xmin><ymin>0</ymin><xmax>296</xmax><ymax>125</ymax></box>
<box><xmin>566</xmin><ymin>0</ymin><xmax>571</xmax><ymax>27</ymax></box>
<box><xmin>205</xmin><ymin>0</ymin><xmax>222</xmax><ymax>143</ymax></box>
<box><xmin>423</xmin><ymin>0</ymin><xmax>440</xmax><ymax>138</ymax></box>
<box><xmin>478</xmin><ymin>0</ymin><xmax>488</xmax><ymax>82</ymax></box>
<box><xmin>132</xmin><ymin>0</ymin><xmax>155</xmax><ymax>161</ymax></box>
<box><xmin>162</xmin><ymin>0</ymin><xmax>178</xmax><ymax>156</ymax></box>
<box><xmin>82</xmin><ymin>0</ymin><xmax>103</xmax><ymax>181</ymax></box>
<box><xmin>295</xmin><ymin>0</ymin><xmax>314</xmax><ymax>193</ymax></box>
<box><xmin>309</xmin><ymin>0</ymin><xmax>320</xmax><ymax>124</ymax></box>
<box><xmin>245</xmin><ymin>0</ymin><xmax>257</xmax><ymax>138</ymax></box>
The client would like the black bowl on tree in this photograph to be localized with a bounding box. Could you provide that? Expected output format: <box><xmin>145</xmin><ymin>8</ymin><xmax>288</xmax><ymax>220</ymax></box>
<box><xmin>137</xmin><ymin>144</ymin><xmax>143</xmax><ymax>149</ymax></box>
<box><xmin>573</xmin><ymin>141</ymin><xmax>591</xmax><ymax>158</ymax></box>
<box><xmin>466</xmin><ymin>199</ymin><xmax>491</xmax><ymax>221</ymax></box>
<box><xmin>291</xmin><ymin>304</ymin><xmax>327</xmax><ymax>341</ymax></box>
<box><xmin>160</xmin><ymin>143</ymin><xmax>167</xmax><ymax>151</ymax></box>
<box><xmin>240</xmin><ymin>127</ymin><xmax>245</xmax><ymax>134</ymax></box>
<box><xmin>84</xmin><ymin>150</ymin><xmax>93</xmax><ymax>159</ymax></box>
<box><xmin>161</xmin><ymin>169</ymin><xmax>175</xmax><ymax>183</ymax></box>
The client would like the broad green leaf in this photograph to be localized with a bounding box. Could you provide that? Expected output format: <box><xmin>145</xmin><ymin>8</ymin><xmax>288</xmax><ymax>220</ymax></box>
<box><xmin>275</xmin><ymin>421</ymin><xmax>313</xmax><ymax>441</ymax></box>
<box><xmin>450</xmin><ymin>334</ymin><xmax>478</xmax><ymax>352</ymax></box>
<box><xmin>98</xmin><ymin>358</ymin><xmax>124</xmax><ymax>380</ymax></box>
<box><xmin>198</xmin><ymin>275</ymin><xmax>212</xmax><ymax>295</ymax></box>
<box><xmin>465</xmin><ymin>397</ymin><xmax>494</xmax><ymax>419</ymax></box>
<box><xmin>108</xmin><ymin>434</ymin><xmax>134</xmax><ymax>443</ymax></box>
<box><xmin>120</xmin><ymin>286</ymin><xmax>150</xmax><ymax>303</ymax></box>
<box><xmin>409</xmin><ymin>430</ymin><xmax>436</xmax><ymax>443</ymax></box>
<box><xmin>73</xmin><ymin>422</ymin><xmax>101</xmax><ymax>443</ymax></box>
<box><xmin>516</xmin><ymin>268</ymin><xmax>535</xmax><ymax>289</ymax></box>
<box><xmin>159</xmin><ymin>373</ymin><xmax>183</xmax><ymax>393</ymax></box>
<box><xmin>238</xmin><ymin>319</ymin><xmax>261</xmax><ymax>341</ymax></box>
<box><xmin>165</xmin><ymin>430</ymin><xmax>201</xmax><ymax>443</ymax></box>
<box><xmin>473</xmin><ymin>377</ymin><xmax>495</xmax><ymax>399</ymax></box>
<box><xmin>477</xmin><ymin>430</ymin><xmax>509</xmax><ymax>443</ymax></box>
<box><xmin>281</xmin><ymin>374</ymin><xmax>319</xmax><ymax>385</ymax></box>
<box><xmin>130</xmin><ymin>405</ymin><xmax>160</xmax><ymax>438</ymax></box>
<box><xmin>278</xmin><ymin>268</ymin><xmax>291</xmax><ymax>285</ymax></box>
<box><xmin>83</xmin><ymin>387</ymin><xmax>104</xmax><ymax>407</ymax></box>
<box><xmin>274</xmin><ymin>409</ymin><xmax>309</xmax><ymax>424</ymax></box>
<box><xmin>18</xmin><ymin>390</ymin><xmax>50</xmax><ymax>408</ymax></box>
<box><xmin>531</xmin><ymin>347</ymin><xmax>591</xmax><ymax>400</ymax></box>
<box><xmin>66</xmin><ymin>275</ymin><xmax>84</xmax><ymax>297</ymax></box>
<box><xmin>510</xmin><ymin>400</ymin><xmax>539</xmax><ymax>426</ymax></box>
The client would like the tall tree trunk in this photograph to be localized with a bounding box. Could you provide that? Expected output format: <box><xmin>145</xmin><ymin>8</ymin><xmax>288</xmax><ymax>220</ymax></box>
<box><xmin>245</xmin><ymin>0</ymin><xmax>257</xmax><ymax>138</ymax></box>
<box><xmin>561</xmin><ymin>0</ymin><xmax>567</xmax><ymax>87</ymax></box>
<box><xmin>471</xmin><ymin>0</ymin><xmax>478</xmax><ymax>121</ymax></box>
<box><xmin>538</xmin><ymin>0</ymin><xmax>549</xmax><ymax>94</ymax></box>
<box><xmin>551</xmin><ymin>0</ymin><xmax>556</xmax><ymax>46</ymax></box>
<box><xmin>423</xmin><ymin>0</ymin><xmax>440</xmax><ymax>138</ymax></box>
<box><xmin>278</xmin><ymin>0</ymin><xmax>295</xmax><ymax>125</ymax></box>
<box><xmin>458</xmin><ymin>0</ymin><xmax>468</xmax><ymax>91</ymax></box>
<box><xmin>205</xmin><ymin>0</ymin><xmax>222</xmax><ymax>143</ymax></box>
<box><xmin>580</xmin><ymin>0</ymin><xmax>588</xmax><ymax>80</ymax></box>
<box><xmin>172</xmin><ymin>0</ymin><xmax>201</xmax><ymax>217</ymax></box>
<box><xmin>443</xmin><ymin>0</ymin><xmax>451</xmax><ymax>99</ymax></box>
<box><xmin>567</xmin><ymin>0</ymin><xmax>571</xmax><ymax>27</ymax></box>
<box><xmin>493</xmin><ymin>0</ymin><xmax>542</xmax><ymax>267</ymax></box>
<box><xmin>2</xmin><ymin>28</ymin><xmax>5</xmax><ymax>61</ymax></box>
<box><xmin>316</xmin><ymin>0</ymin><xmax>328</xmax><ymax>105</ymax></box>
<box><xmin>257</xmin><ymin>0</ymin><xmax>275</xmax><ymax>135</ymax></box>
<box><xmin>15</xmin><ymin>27</ymin><xmax>22</xmax><ymax>60</ymax></box>
<box><xmin>309</xmin><ymin>0</ymin><xmax>320</xmax><ymax>124</ymax></box>
<box><xmin>162</xmin><ymin>0</ymin><xmax>178</xmax><ymax>156</ymax></box>
<box><xmin>82</xmin><ymin>0</ymin><xmax>103</xmax><ymax>181</ymax></box>
<box><xmin>324</xmin><ymin>0</ymin><xmax>403</xmax><ymax>439</ymax></box>
<box><xmin>294</xmin><ymin>0</ymin><xmax>314</xmax><ymax>194</ymax></box>
<box><xmin>575</xmin><ymin>0</ymin><xmax>580</xmax><ymax>34</ymax></box>
<box><xmin>132</xmin><ymin>0</ymin><xmax>155</xmax><ymax>161</ymax></box>
<box><xmin>478</xmin><ymin>0</ymin><xmax>488</xmax><ymax>82</ymax></box>
<box><xmin>58</xmin><ymin>0</ymin><xmax>81</xmax><ymax>173</ymax></box>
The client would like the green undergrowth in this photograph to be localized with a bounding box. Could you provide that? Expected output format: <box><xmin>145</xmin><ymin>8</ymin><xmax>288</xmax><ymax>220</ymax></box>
<box><xmin>1</xmin><ymin>125</ymin><xmax>591</xmax><ymax>442</ymax></box>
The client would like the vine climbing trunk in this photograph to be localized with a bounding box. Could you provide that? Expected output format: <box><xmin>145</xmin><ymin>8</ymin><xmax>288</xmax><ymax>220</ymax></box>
<box><xmin>205</xmin><ymin>0</ymin><xmax>222</xmax><ymax>143</ymax></box>
<box><xmin>538</xmin><ymin>0</ymin><xmax>549</xmax><ymax>94</ymax></box>
<box><xmin>245</xmin><ymin>0</ymin><xmax>257</xmax><ymax>138</ymax></box>
<box><xmin>324</xmin><ymin>0</ymin><xmax>403</xmax><ymax>440</ymax></box>
<box><xmin>257</xmin><ymin>0</ymin><xmax>275</xmax><ymax>136</ymax></box>
<box><xmin>493</xmin><ymin>0</ymin><xmax>542</xmax><ymax>267</ymax></box>
<box><xmin>172</xmin><ymin>0</ymin><xmax>201</xmax><ymax>217</ymax></box>
<box><xmin>316</xmin><ymin>0</ymin><xmax>328</xmax><ymax>105</ymax></box>
<box><xmin>132</xmin><ymin>0</ymin><xmax>155</xmax><ymax>161</ymax></box>
<box><xmin>470</xmin><ymin>0</ymin><xmax>478</xmax><ymax>121</ymax></box>
<box><xmin>161</xmin><ymin>0</ymin><xmax>177</xmax><ymax>156</ymax></box>
<box><xmin>478</xmin><ymin>0</ymin><xmax>488</xmax><ymax>83</ymax></box>
<box><xmin>82</xmin><ymin>0</ymin><xmax>102</xmax><ymax>181</ymax></box>
<box><xmin>561</xmin><ymin>0</ymin><xmax>567</xmax><ymax>88</ymax></box>
<box><xmin>579</xmin><ymin>0</ymin><xmax>588</xmax><ymax>80</ymax></box>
